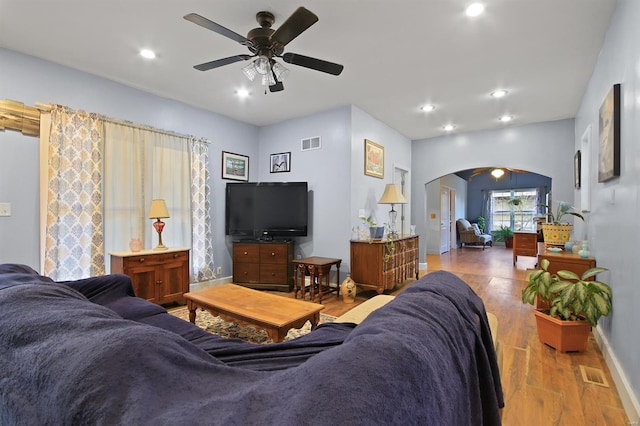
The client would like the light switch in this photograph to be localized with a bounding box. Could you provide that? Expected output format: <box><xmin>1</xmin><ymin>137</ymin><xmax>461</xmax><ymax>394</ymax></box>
<box><xmin>0</xmin><ymin>202</ymin><xmax>11</xmax><ymax>217</ymax></box>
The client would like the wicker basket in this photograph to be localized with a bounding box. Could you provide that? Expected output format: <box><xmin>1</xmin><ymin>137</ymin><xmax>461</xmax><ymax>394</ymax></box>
<box><xmin>540</xmin><ymin>223</ymin><xmax>573</xmax><ymax>246</ymax></box>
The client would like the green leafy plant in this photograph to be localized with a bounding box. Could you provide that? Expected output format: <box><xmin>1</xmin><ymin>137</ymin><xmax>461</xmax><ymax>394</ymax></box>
<box><xmin>522</xmin><ymin>258</ymin><xmax>612</xmax><ymax>326</ymax></box>
<box><xmin>493</xmin><ymin>225</ymin><xmax>513</xmax><ymax>242</ymax></box>
<box><xmin>539</xmin><ymin>201</ymin><xmax>585</xmax><ymax>224</ymax></box>
<box><xmin>476</xmin><ymin>216</ymin><xmax>486</xmax><ymax>231</ymax></box>
<box><xmin>360</xmin><ymin>214</ymin><xmax>376</xmax><ymax>227</ymax></box>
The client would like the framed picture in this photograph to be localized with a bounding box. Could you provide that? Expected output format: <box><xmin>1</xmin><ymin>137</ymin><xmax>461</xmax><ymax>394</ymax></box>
<box><xmin>270</xmin><ymin>152</ymin><xmax>291</xmax><ymax>173</ymax></box>
<box><xmin>221</xmin><ymin>151</ymin><xmax>249</xmax><ymax>181</ymax></box>
<box><xmin>574</xmin><ymin>150</ymin><xmax>581</xmax><ymax>189</ymax></box>
<box><xmin>598</xmin><ymin>83</ymin><xmax>621</xmax><ymax>182</ymax></box>
<box><xmin>364</xmin><ymin>139</ymin><xmax>384</xmax><ymax>178</ymax></box>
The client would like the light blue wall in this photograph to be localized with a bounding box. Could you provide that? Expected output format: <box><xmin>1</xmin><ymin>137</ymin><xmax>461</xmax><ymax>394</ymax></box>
<box><xmin>0</xmin><ymin>48</ymin><xmax>259</xmax><ymax>278</ymax></box>
<box><xmin>574</xmin><ymin>0</ymin><xmax>640</xmax><ymax>418</ymax></box>
<box><xmin>257</xmin><ymin>106</ymin><xmax>352</xmax><ymax>267</ymax></box>
<box><xmin>411</xmin><ymin>118</ymin><xmax>576</xmax><ymax>261</ymax></box>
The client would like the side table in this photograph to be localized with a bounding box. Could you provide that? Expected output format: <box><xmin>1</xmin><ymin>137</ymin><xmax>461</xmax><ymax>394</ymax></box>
<box><xmin>292</xmin><ymin>257</ymin><xmax>341</xmax><ymax>304</ymax></box>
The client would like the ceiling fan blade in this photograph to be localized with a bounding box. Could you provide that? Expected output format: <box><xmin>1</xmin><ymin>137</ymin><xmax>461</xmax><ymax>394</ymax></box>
<box><xmin>269</xmin><ymin>81</ymin><xmax>284</xmax><ymax>92</ymax></box>
<box><xmin>271</xmin><ymin>7</ymin><xmax>318</xmax><ymax>47</ymax></box>
<box><xmin>184</xmin><ymin>13</ymin><xmax>252</xmax><ymax>47</ymax></box>
<box><xmin>194</xmin><ymin>55</ymin><xmax>252</xmax><ymax>71</ymax></box>
<box><xmin>282</xmin><ymin>52</ymin><xmax>344</xmax><ymax>76</ymax></box>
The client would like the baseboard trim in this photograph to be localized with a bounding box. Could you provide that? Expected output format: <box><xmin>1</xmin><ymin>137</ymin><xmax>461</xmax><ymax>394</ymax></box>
<box><xmin>189</xmin><ymin>276</ymin><xmax>233</xmax><ymax>292</ymax></box>
<box><xmin>593</xmin><ymin>327</ymin><xmax>640</xmax><ymax>425</ymax></box>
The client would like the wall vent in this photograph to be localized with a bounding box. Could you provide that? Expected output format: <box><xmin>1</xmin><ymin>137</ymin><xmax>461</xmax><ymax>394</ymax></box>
<box><xmin>301</xmin><ymin>136</ymin><xmax>321</xmax><ymax>151</ymax></box>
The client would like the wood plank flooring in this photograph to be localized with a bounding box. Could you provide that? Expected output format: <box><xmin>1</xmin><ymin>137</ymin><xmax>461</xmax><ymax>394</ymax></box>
<box><xmin>277</xmin><ymin>246</ymin><xmax>628</xmax><ymax>425</ymax></box>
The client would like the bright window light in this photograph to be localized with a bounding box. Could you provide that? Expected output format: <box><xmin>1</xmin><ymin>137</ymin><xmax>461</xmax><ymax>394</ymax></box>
<box><xmin>466</xmin><ymin>3</ymin><xmax>485</xmax><ymax>17</ymax></box>
<box><xmin>140</xmin><ymin>49</ymin><xmax>156</xmax><ymax>59</ymax></box>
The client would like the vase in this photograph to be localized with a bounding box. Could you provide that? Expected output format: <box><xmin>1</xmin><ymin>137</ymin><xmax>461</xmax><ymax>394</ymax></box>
<box><xmin>340</xmin><ymin>275</ymin><xmax>357</xmax><ymax>303</ymax></box>
<box><xmin>129</xmin><ymin>238</ymin><xmax>143</xmax><ymax>252</ymax></box>
<box><xmin>369</xmin><ymin>226</ymin><xmax>384</xmax><ymax>240</ymax></box>
<box><xmin>578</xmin><ymin>241</ymin><xmax>590</xmax><ymax>258</ymax></box>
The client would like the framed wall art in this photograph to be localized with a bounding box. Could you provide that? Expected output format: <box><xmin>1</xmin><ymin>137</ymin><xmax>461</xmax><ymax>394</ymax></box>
<box><xmin>574</xmin><ymin>150</ymin><xmax>581</xmax><ymax>189</ymax></box>
<box><xmin>270</xmin><ymin>152</ymin><xmax>291</xmax><ymax>173</ymax></box>
<box><xmin>221</xmin><ymin>151</ymin><xmax>249</xmax><ymax>181</ymax></box>
<box><xmin>598</xmin><ymin>83</ymin><xmax>621</xmax><ymax>182</ymax></box>
<box><xmin>364</xmin><ymin>139</ymin><xmax>384</xmax><ymax>178</ymax></box>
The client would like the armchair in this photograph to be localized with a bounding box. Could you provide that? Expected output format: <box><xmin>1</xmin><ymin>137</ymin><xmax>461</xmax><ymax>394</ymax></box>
<box><xmin>456</xmin><ymin>219</ymin><xmax>493</xmax><ymax>249</ymax></box>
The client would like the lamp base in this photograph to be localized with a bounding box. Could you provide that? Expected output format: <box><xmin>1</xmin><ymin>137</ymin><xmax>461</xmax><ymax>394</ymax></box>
<box><xmin>153</xmin><ymin>244</ymin><xmax>168</xmax><ymax>251</ymax></box>
<box><xmin>153</xmin><ymin>219</ymin><xmax>168</xmax><ymax>250</ymax></box>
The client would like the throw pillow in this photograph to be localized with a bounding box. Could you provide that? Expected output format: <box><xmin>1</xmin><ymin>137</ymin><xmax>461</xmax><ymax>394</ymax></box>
<box><xmin>471</xmin><ymin>223</ymin><xmax>481</xmax><ymax>236</ymax></box>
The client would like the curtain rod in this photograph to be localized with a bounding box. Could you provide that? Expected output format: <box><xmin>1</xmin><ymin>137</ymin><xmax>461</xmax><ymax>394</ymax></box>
<box><xmin>36</xmin><ymin>102</ymin><xmax>210</xmax><ymax>144</ymax></box>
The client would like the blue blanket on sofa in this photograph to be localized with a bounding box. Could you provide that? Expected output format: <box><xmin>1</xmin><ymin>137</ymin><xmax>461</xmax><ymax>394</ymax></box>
<box><xmin>0</xmin><ymin>264</ymin><xmax>503</xmax><ymax>425</ymax></box>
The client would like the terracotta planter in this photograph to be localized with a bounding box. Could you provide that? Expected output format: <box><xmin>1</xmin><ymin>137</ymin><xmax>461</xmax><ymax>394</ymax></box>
<box><xmin>533</xmin><ymin>309</ymin><xmax>591</xmax><ymax>352</ymax></box>
<box><xmin>540</xmin><ymin>223</ymin><xmax>572</xmax><ymax>246</ymax></box>
<box><xmin>504</xmin><ymin>236</ymin><xmax>513</xmax><ymax>248</ymax></box>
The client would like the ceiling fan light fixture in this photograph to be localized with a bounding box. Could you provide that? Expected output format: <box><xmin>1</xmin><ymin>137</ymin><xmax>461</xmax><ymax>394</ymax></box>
<box><xmin>499</xmin><ymin>114</ymin><xmax>513</xmax><ymax>122</ymax></box>
<box><xmin>242</xmin><ymin>63</ymin><xmax>258</xmax><ymax>81</ymax></box>
<box><xmin>272</xmin><ymin>61</ymin><xmax>290</xmax><ymax>81</ymax></box>
<box><xmin>261</xmin><ymin>71</ymin><xmax>276</xmax><ymax>87</ymax></box>
<box><xmin>490</xmin><ymin>89</ymin><xmax>508</xmax><ymax>98</ymax></box>
<box><xmin>491</xmin><ymin>168</ymin><xmax>505</xmax><ymax>179</ymax></box>
<box><xmin>254</xmin><ymin>56</ymin><xmax>270</xmax><ymax>75</ymax></box>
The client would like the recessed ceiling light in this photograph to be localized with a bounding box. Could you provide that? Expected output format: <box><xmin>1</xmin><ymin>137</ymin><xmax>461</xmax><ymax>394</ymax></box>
<box><xmin>443</xmin><ymin>124</ymin><xmax>455</xmax><ymax>132</ymax></box>
<box><xmin>140</xmin><ymin>49</ymin><xmax>156</xmax><ymax>59</ymax></box>
<box><xmin>499</xmin><ymin>115</ymin><xmax>513</xmax><ymax>122</ymax></box>
<box><xmin>420</xmin><ymin>104</ymin><xmax>436</xmax><ymax>112</ymax></box>
<box><xmin>236</xmin><ymin>88</ymin><xmax>250</xmax><ymax>98</ymax></box>
<box><xmin>466</xmin><ymin>3</ymin><xmax>485</xmax><ymax>17</ymax></box>
<box><xmin>490</xmin><ymin>89</ymin><xmax>508</xmax><ymax>98</ymax></box>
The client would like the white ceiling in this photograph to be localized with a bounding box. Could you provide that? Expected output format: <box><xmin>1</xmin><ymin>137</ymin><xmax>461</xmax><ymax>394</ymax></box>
<box><xmin>0</xmin><ymin>0</ymin><xmax>616</xmax><ymax>140</ymax></box>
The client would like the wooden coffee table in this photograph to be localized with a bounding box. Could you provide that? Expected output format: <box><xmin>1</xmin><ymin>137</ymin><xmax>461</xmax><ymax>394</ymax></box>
<box><xmin>183</xmin><ymin>284</ymin><xmax>324</xmax><ymax>342</ymax></box>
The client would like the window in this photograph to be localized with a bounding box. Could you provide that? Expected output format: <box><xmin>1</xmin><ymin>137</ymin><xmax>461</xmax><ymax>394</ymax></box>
<box><xmin>489</xmin><ymin>189</ymin><xmax>538</xmax><ymax>232</ymax></box>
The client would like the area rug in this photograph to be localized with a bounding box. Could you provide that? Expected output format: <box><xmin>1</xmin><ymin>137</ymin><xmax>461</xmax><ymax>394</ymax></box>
<box><xmin>169</xmin><ymin>306</ymin><xmax>336</xmax><ymax>344</ymax></box>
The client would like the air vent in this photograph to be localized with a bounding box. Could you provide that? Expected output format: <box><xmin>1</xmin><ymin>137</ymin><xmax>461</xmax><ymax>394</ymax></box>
<box><xmin>579</xmin><ymin>365</ymin><xmax>609</xmax><ymax>387</ymax></box>
<box><xmin>301</xmin><ymin>136</ymin><xmax>321</xmax><ymax>151</ymax></box>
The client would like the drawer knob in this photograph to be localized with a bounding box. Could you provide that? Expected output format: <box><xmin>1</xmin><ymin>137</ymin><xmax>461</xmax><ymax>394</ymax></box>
<box><xmin>244</xmin><ymin>251</ymin><xmax>248</xmax><ymax>255</ymax></box>
<box><xmin>138</xmin><ymin>258</ymin><xmax>145</xmax><ymax>263</ymax></box>
<box><xmin>156</xmin><ymin>280</ymin><xmax>162</xmax><ymax>285</ymax></box>
<box><xmin>243</xmin><ymin>272</ymin><xmax>248</xmax><ymax>276</ymax></box>
<box><xmin>173</xmin><ymin>254</ymin><xmax>178</xmax><ymax>258</ymax></box>
<box><xmin>271</xmin><ymin>252</ymin><xmax>275</xmax><ymax>256</ymax></box>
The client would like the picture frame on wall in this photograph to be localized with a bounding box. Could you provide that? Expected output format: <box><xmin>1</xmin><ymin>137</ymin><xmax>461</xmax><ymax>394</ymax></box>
<box><xmin>221</xmin><ymin>151</ymin><xmax>249</xmax><ymax>181</ymax></box>
<box><xmin>270</xmin><ymin>152</ymin><xmax>291</xmax><ymax>173</ymax></box>
<box><xmin>364</xmin><ymin>139</ymin><xmax>384</xmax><ymax>178</ymax></box>
<box><xmin>574</xmin><ymin>150</ymin><xmax>581</xmax><ymax>189</ymax></box>
<box><xmin>598</xmin><ymin>83</ymin><xmax>621</xmax><ymax>182</ymax></box>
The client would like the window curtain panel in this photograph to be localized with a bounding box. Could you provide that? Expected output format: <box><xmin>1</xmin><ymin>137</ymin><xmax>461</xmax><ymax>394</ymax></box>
<box><xmin>481</xmin><ymin>190</ymin><xmax>492</xmax><ymax>232</ymax></box>
<box><xmin>190</xmin><ymin>138</ymin><xmax>215</xmax><ymax>282</ymax></box>
<box><xmin>102</xmin><ymin>122</ymin><xmax>192</xmax><ymax>272</ymax></box>
<box><xmin>43</xmin><ymin>106</ymin><xmax>104</xmax><ymax>280</ymax></box>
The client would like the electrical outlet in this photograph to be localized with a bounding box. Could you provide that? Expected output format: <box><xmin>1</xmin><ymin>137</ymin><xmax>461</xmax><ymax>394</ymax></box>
<box><xmin>216</xmin><ymin>266</ymin><xmax>222</xmax><ymax>275</ymax></box>
<box><xmin>0</xmin><ymin>202</ymin><xmax>11</xmax><ymax>217</ymax></box>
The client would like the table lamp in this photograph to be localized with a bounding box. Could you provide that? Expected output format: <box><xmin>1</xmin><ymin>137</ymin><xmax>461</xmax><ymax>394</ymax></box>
<box><xmin>149</xmin><ymin>199</ymin><xmax>170</xmax><ymax>250</ymax></box>
<box><xmin>378</xmin><ymin>184</ymin><xmax>407</xmax><ymax>238</ymax></box>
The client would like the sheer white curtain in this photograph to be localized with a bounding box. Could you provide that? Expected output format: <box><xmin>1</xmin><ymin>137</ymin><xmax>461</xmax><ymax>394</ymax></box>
<box><xmin>103</xmin><ymin>122</ymin><xmax>191</xmax><ymax>270</ymax></box>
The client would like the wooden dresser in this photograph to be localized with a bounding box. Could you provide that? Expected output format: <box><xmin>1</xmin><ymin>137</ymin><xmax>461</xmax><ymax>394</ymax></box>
<box><xmin>350</xmin><ymin>235</ymin><xmax>419</xmax><ymax>294</ymax></box>
<box><xmin>537</xmin><ymin>242</ymin><xmax>596</xmax><ymax>277</ymax></box>
<box><xmin>233</xmin><ymin>240</ymin><xmax>294</xmax><ymax>292</ymax></box>
<box><xmin>110</xmin><ymin>247</ymin><xmax>190</xmax><ymax>305</ymax></box>
<box><xmin>513</xmin><ymin>231</ymin><xmax>538</xmax><ymax>265</ymax></box>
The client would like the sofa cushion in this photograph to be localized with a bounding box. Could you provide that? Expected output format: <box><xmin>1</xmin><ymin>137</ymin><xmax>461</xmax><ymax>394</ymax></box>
<box><xmin>471</xmin><ymin>223</ymin><xmax>482</xmax><ymax>236</ymax></box>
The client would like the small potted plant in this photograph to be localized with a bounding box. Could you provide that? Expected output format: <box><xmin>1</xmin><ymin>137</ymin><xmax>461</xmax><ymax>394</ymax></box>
<box><xmin>539</xmin><ymin>201</ymin><xmax>584</xmax><ymax>246</ymax></box>
<box><xmin>360</xmin><ymin>214</ymin><xmax>384</xmax><ymax>240</ymax></box>
<box><xmin>522</xmin><ymin>258</ymin><xmax>612</xmax><ymax>352</ymax></box>
<box><xmin>476</xmin><ymin>216</ymin><xmax>486</xmax><ymax>232</ymax></box>
<box><xmin>494</xmin><ymin>225</ymin><xmax>514</xmax><ymax>248</ymax></box>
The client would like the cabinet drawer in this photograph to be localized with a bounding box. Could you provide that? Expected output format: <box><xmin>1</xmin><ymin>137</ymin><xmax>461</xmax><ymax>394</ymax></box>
<box><xmin>233</xmin><ymin>244</ymin><xmax>260</xmax><ymax>263</ymax></box>
<box><xmin>259</xmin><ymin>245</ymin><xmax>289</xmax><ymax>264</ymax></box>
<box><xmin>260</xmin><ymin>264</ymin><xmax>288</xmax><ymax>283</ymax></box>
<box><xmin>233</xmin><ymin>263</ymin><xmax>260</xmax><ymax>283</ymax></box>
<box><xmin>123</xmin><ymin>250</ymin><xmax>188</xmax><ymax>268</ymax></box>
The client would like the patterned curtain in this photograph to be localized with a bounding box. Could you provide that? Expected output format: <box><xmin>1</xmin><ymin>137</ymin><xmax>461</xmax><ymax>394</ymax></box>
<box><xmin>44</xmin><ymin>106</ymin><xmax>104</xmax><ymax>279</ymax></box>
<box><xmin>190</xmin><ymin>138</ymin><xmax>215</xmax><ymax>282</ymax></box>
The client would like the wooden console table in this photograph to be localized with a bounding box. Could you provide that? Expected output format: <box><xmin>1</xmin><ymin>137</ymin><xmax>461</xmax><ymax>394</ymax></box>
<box><xmin>350</xmin><ymin>235</ymin><xmax>419</xmax><ymax>294</ymax></box>
<box><xmin>513</xmin><ymin>231</ymin><xmax>538</xmax><ymax>265</ymax></box>
<box><xmin>292</xmin><ymin>256</ymin><xmax>341</xmax><ymax>304</ymax></box>
<box><xmin>537</xmin><ymin>242</ymin><xmax>596</xmax><ymax>277</ymax></box>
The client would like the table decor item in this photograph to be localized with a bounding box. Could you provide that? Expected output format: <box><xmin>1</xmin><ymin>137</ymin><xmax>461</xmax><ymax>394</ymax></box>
<box><xmin>340</xmin><ymin>275</ymin><xmax>357</xmax><ymax>303</ymax></box>
<box><xmin>539</xmin><ymin>201</ymin><xmax>584</xmax><ymax>246</ymax></box>
<box><xmin>129</xmin><ymin>238</ymin><xmax>143</xmax><ymax>252</ymax></box>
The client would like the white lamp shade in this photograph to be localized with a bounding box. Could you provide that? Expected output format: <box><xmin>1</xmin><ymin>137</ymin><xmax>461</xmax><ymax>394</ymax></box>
<box><xmin>378</xmin><ymin>184</ymin><xmax>407</xmax><ymax>204</ymax></box>
<box><xmin>149</xmin><ymin>199</ymin><xmax>169</xmax><ymax>219</ymax></box>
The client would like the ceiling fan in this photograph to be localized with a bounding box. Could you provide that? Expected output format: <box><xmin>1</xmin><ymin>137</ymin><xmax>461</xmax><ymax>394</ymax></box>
<box><xmin>184</xmin><ymin>7</ymin><xmax>344</xmax><ymax>93</ymax></box>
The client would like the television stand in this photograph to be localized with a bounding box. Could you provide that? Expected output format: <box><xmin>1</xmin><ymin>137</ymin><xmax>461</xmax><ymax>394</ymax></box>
<box><xmin>232</xmin><ymin>240</ymin><xmax>294</xmax><ymax>292</ymax></box>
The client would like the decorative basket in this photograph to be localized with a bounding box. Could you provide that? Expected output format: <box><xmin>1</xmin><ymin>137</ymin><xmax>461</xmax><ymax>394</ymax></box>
<box><xmin>540</xmin><ymin>223</ymin><xmax>573</xmax><ymax>246</ymax></box>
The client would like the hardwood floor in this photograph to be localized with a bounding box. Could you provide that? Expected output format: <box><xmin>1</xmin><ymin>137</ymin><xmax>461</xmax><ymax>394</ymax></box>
<box><xmin>300</xmin><ymin>246</ymin><xmax>628</xmax><ymax>425</ymax></box>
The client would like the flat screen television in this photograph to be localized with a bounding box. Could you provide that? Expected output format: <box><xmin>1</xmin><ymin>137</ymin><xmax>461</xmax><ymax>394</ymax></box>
<box><xmin>225</xmin><ymin>182</ymin><xmax>308</xmax><ymax>239</ymax></box>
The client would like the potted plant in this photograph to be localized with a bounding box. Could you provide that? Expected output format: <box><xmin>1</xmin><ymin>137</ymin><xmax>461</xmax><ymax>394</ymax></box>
<box><xmin>494</xmin><ymin>225</ymin><xmax>514</xmax><ymax>248</ymax></box>
<box><xmin>476</xmin><ymin>216</ymin><xmax>486</xmax><ymax>232</ymax></box>
<box><xmin>522</xmin><ymin>258</ymin><xmax>612</xmax><ymax>352</ymax></box>
<box><xmin>360</xmin><ymin>214</ymin><xmax>384</xmax><ymax>240</ymax></box>
<box><xmin>539</xmin><ymin>201</ymin><xmax>584</xmax><ymax>246</ymax></box>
